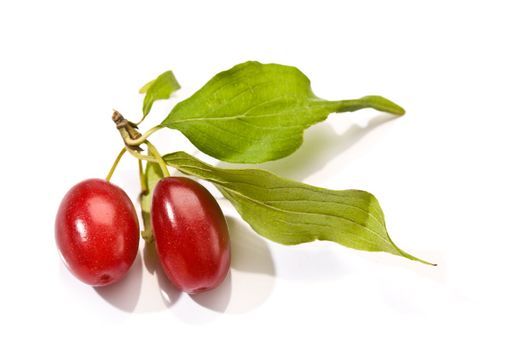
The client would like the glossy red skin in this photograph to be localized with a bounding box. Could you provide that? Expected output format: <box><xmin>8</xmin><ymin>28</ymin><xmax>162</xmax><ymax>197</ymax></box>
<box><xmin>151</xmin><ymin>177</ymin><xmax>231</xmax><ymax>294</ymax></box>
<box><xmin>55</xmin><ymin>179</ymin><xmax>139</xmax><ymax>286</ymax></box>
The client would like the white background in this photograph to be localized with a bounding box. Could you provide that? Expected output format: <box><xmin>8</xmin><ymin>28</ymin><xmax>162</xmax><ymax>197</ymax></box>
<box><xmin>1</xmin><ymin>0</ymin><xmax>523</xmax><ymax>348</ymax></box>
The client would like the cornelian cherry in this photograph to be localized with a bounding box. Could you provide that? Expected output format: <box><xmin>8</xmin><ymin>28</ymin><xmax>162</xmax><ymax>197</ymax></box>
<box><xmin>55</xmin><ymin>179</ymin><xmax>139</xmax><ymax>286</ymax></box>
<box><xmin>151</xmin><ymin>177</ymin><xmax>231</xmax><ymax>294</ymax></box>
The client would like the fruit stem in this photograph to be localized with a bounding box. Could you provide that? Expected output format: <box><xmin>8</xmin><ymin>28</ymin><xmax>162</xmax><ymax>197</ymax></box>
<box><xmin>106</xmin><ymin>147</ymin><xmax>127</xmax><ymax>182</ymax></box>
<box><xmin>125</xmin><ymin>125</ymin><xmax>164</xmax><ymax>146</ymax></box>
<box><xmin>112</xmin><ymin>110</ymin><xmax>143</xmax><ymax>151</ymax></box>
<box><xmin>112</xmin><ymin>110</ymin><xmax>164</xmax><ymax>150</ymax></box>
<box><xmin>138</xmin><ymin>159</ymin><xmax>147</xmax><ymax>192</ymax></box>
<box><xmin>144</xmin><ymin>140</ymin><xmax>170</xmax><ymax>177</ymax></box>
<box><xmin>125</xmin><ymin>146</ymin><xmax>157</xmax><ymax>162</ymax></box>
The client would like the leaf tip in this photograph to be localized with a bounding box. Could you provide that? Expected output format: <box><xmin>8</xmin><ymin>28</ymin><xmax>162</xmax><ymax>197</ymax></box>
<box><xmin>393</xmin><ymin>105</ymin><xmax>406</xmax><ymax>117</ymax></box>
<box><xmin>393</xmin><ymin>243</ymin><xmax>436</xmax><ymax>266</ymax></box>
<box><xmin>360</xmin><ymin>95</ymin><xmax>406</xmax><ymax>116</ymax></box>
<box><xmin>405</xmin><ymin>253</ymin><xmax>437</xmax><ymax>266</ymax></box>
<box><xmin>139</xmin><ymin>80</ymin><xmax>153</xmax><ymax>94</ymax></box>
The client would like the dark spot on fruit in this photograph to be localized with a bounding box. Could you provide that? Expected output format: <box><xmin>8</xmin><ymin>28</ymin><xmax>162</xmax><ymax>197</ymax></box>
<box><xmin>99</xmin><ymin>274</ymin><xmax>111</xmax><ymax>284</ymax></box>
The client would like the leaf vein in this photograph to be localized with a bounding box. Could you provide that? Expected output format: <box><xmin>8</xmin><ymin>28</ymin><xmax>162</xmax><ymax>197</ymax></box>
<box><xmin>220</xmin><ymin>187</ymin><xmax>391</xmax><ymax>248</ymax></box>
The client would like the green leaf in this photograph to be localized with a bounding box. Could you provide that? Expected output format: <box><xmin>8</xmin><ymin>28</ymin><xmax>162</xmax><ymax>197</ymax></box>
<box><xmin>139</xmin><ymin>161</ymin><xmax>163</xmax><ymax>242</ymax></box>
<box><xmin>162</xmin><ymin>61</ymin><xmax>404</xmax><ymax>163</ymax></box>
<box><xmin>164</xmin><ymin>151</ymin><xmax>434</xmax><ymax>265</ymax></box>
<box><xmin>140</xmin><ymin>70</ymin><xmax>181</xmax><ymax>117</ymax></box>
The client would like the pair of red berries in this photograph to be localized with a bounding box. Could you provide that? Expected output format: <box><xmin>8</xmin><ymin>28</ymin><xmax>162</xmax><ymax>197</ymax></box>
<box><xmin>55</xmin><ymin>177</ymin><xmax>231</xmax><ymax>294</ymax></box>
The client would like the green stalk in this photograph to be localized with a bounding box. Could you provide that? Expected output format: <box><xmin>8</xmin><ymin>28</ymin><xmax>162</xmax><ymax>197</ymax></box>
<box><xmin>144</xmin><ymin>140</ymin><xmax>170</xmax><ymax>177</ymax></box>
<box><xmin>105</xmin><ymin>147</ymin><xmax>127</xmax><ymax>182</ymax></box>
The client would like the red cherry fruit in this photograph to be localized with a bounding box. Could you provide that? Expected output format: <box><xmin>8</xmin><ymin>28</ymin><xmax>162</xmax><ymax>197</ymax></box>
<box><xmin>151</xmin><ymin>177</ymin><xmax>231</xmax><ymax>294</ymax></box>
<box><xmin>55</xmin><ymin>179</ymin><xmax>139</xmax><ymax>286</ymax></box>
